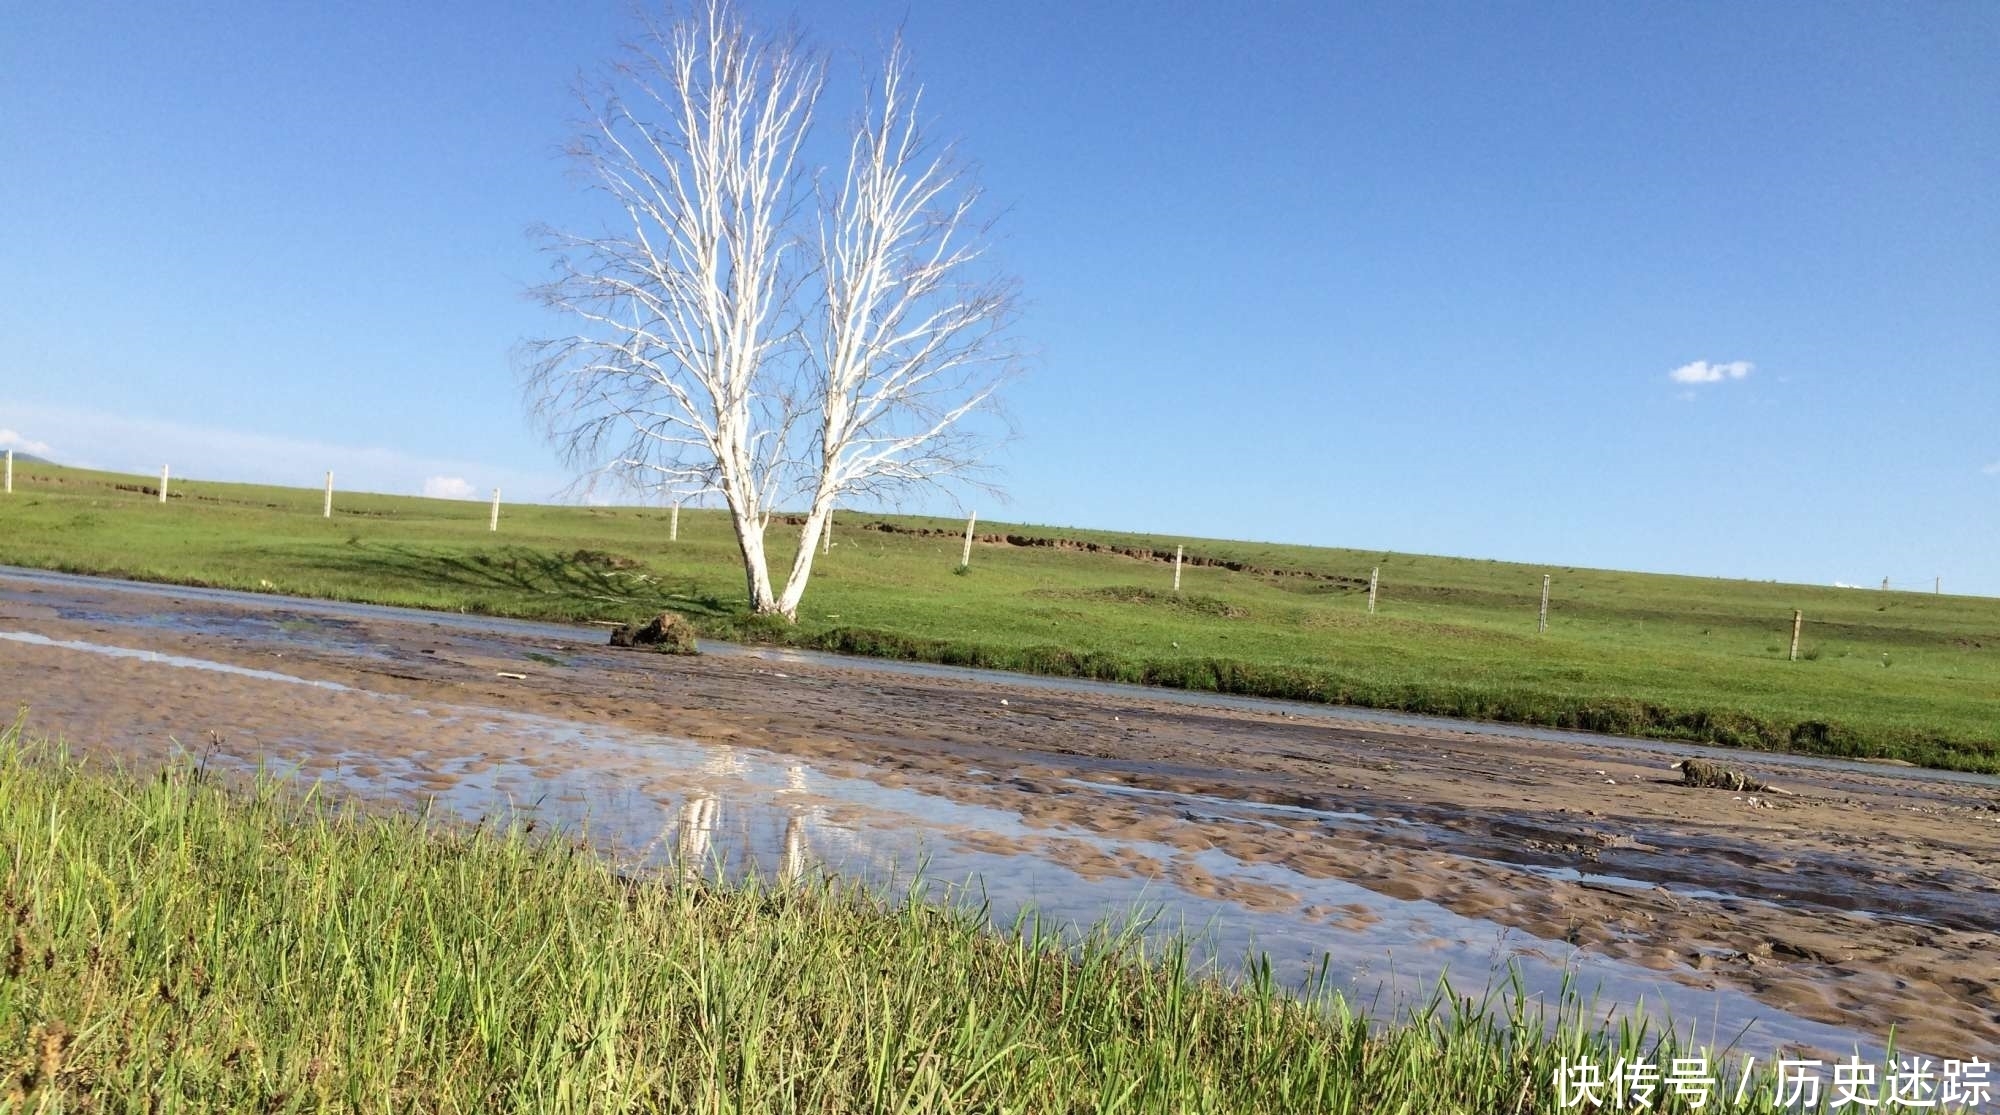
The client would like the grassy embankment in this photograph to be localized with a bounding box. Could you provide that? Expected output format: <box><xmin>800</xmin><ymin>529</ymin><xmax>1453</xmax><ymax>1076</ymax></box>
<box><xmin>0</xmin><ymin>724</ymin><xmax>1838</xmax><ymax>1112</ymax></box>
<box><xmin>0</xmin><ymin>462</ymin><xmax>1995</xmax><ymax>771</ymax></box>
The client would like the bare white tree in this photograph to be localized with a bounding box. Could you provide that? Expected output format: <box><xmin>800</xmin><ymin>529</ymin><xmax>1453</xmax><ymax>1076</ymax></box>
<box><xmin>527</xmin><ymin>2</ymin><xmax>1017</xmax><ymax>619</ymax></box>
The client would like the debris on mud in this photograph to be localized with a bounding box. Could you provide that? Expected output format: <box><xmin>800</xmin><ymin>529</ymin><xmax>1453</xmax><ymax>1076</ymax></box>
<box><xmin>1674</xmin><ymin>758</ymin><xmax>1789</xmax><ymax>795</ymax></box>
<box><xmin>608</xmin><ymin>612</ymin><xmax>700</xmax><ymax>655</ymax></box>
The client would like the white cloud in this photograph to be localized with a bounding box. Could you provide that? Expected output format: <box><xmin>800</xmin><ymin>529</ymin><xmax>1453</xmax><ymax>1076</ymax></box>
<box><xmin>1668</xmin><ymin>360</ymin><xmax>1754</xmax><ymax>385</ymax></box>
<box><xmin>0</xmin><ymin>428</ymin><xmax>53</xmax><ymax>457</ymax></box>
<box><xmin>423</xmin><ymin>475</ymin><xmax>477</xmax><ymax>500</ymax></box>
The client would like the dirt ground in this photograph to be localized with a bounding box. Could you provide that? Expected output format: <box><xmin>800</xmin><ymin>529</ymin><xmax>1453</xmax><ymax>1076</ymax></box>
<box><xmin>2</xmin><ymin>572</ymin><xmax>1996</xmax><ymax>1055</ymax></box>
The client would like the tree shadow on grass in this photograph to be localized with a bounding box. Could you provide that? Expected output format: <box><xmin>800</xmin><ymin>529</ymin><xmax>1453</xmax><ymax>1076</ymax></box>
<box><xmin>303</xmin><ymin>544</ymin><xmax>735</xmax><ymax>620</ymax></box>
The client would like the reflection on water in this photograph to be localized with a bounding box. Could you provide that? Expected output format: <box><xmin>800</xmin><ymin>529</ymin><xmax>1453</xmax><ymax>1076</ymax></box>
<box><xmin>678</xmin><ymin>795</ymin><xmax>717</xmax><ymax>884</ymax></box>
<box><xmin>672</xmin><ymin>794</ymin><xmax>814</xmax><ymax>889</ymax></box>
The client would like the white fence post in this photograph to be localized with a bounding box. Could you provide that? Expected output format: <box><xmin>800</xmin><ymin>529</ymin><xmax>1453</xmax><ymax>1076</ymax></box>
<box><xmin>159</xmin><ymin>465</ymin><xmax>169</xmax><ymax>503</ymax></box>
<box><xmin>1368</xmin><ymin>567</ymin><xmax>1379</xmax><ymax>615</ymax></box>
<box><xmin>670</xmin><ymin>502</ymin><xmax>680</xmax><ymax>542</ymax></box>
<box><xmin>960</xmin><ymin>512</ymin><xmax>977</xmax><ymax>568</ymax></box>
<box><xmin>1173</xmin><ymin>544</ymin><xmax>1183</xmax><ymax>592</ymax></box>
<box><xmin>489</xmin><ymin>488</ymin><xmax>501</xmax><ymax>532</ymax></box>
<box><xmin>323</xmin><ymin>471</ymin><xmax>334</xmax><ymax>518</ymax></box>
<box><xmin>1790</xmin><ymin>610</ymin><xmax>1803</xmax><ymax>662</ymax></box>
<box><xmin>1538</xmin><ymin>574</ymin><xmax>1551</xmax><ymax>634</ymax></box>
<box><xmin>3</xmin><ymin>449</ymin><xmax>10</xmax><ymax>494</ymax></box>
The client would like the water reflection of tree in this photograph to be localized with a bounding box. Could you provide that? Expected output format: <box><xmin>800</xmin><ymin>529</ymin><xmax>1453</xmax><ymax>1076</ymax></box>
<box><xmin>669</xmin><ymin>761</ymin><xmax>909</xmax><ymax>888</ymax></box>
<box><xmin>672</xmin><ymin>784</ymin><xmax>814</xmax><ymax>887</ymax></box>
<box><xmin>781</xmin><ymin>810</ymin><xmax>808</xmax><ymax>886</ymax></box>
<box><xmin>676</xmin><ymin>794</ymin><xmax>719</xmax><ymax>885</ymax></box>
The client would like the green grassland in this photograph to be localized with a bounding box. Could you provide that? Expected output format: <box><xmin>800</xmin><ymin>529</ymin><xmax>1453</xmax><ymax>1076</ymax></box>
<box><xmin>1</xmin><ymin>462</ymin><xmax>1995</xmax><ymax>771</ymax></box>
<box><xmin>0</xmin><ymin>728</ymin><xmax>1840</xmax><ymax>1112</ymax></box>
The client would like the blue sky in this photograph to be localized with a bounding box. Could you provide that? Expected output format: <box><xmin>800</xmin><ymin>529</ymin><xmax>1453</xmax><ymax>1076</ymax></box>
<box><xmin>2</xmin><ymin>2</ymin><xmax>1995</xmax><ymax>593</ymax></box>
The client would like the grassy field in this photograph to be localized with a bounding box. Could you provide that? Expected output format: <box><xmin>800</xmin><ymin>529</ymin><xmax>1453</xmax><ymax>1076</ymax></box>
<box><xmin>0</xmin><ymin>724</ymin><xmax>1844</xmax><ymax>1112</ymax></box>
<box><xmin>1</xmin><ymin>461</ymin><xmax>1996</xmax><ymax>771</ymax></box>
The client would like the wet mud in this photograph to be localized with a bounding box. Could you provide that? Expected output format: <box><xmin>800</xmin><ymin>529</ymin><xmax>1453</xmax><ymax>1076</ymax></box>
<box><xmin>1</xmin><ymin>568</ymin><xmax>1996</xmax><ymax>1058</ymax></box>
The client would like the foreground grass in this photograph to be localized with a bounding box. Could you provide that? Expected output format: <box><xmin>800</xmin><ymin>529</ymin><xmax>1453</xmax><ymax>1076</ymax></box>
<box><xmin>1</xmin><ymin>463</ymin><xmax>1996</xmax><ymax>771</ymax></box>
<box><xmin>0</xmin><ymin>726</ymin><xmax>1844</xmax><ymax>1113</ymax></box>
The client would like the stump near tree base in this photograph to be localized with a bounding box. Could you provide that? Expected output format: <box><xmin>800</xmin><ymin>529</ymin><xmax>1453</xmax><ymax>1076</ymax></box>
<box><xmin>609</xmin><ymin>611</ymin><xmax>700</xmax><ymax>655</ymax></box>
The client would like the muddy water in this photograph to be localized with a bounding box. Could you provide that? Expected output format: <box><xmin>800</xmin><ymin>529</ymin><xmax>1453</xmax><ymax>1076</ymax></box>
<box><xmin>3</xmin><ymin>568</ymin><xmax>1997</xmax><ymax>1060</ymax></box>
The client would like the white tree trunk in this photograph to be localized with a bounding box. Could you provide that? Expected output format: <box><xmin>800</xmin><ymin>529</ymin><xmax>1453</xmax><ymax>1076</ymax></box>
<box><xmin>718</xmin><ymin>478</ymin><xmax>779</xmax><ymax>613</ymax></box>
<box><xmin>732</xmin><ymin>519</ymin><xmax>778</xmax><ymax>613</ymax></box>
<box><xmin>774</xmin><ymin>499</ymin><xmax>833</xmax><ymax>620</ymax></box>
